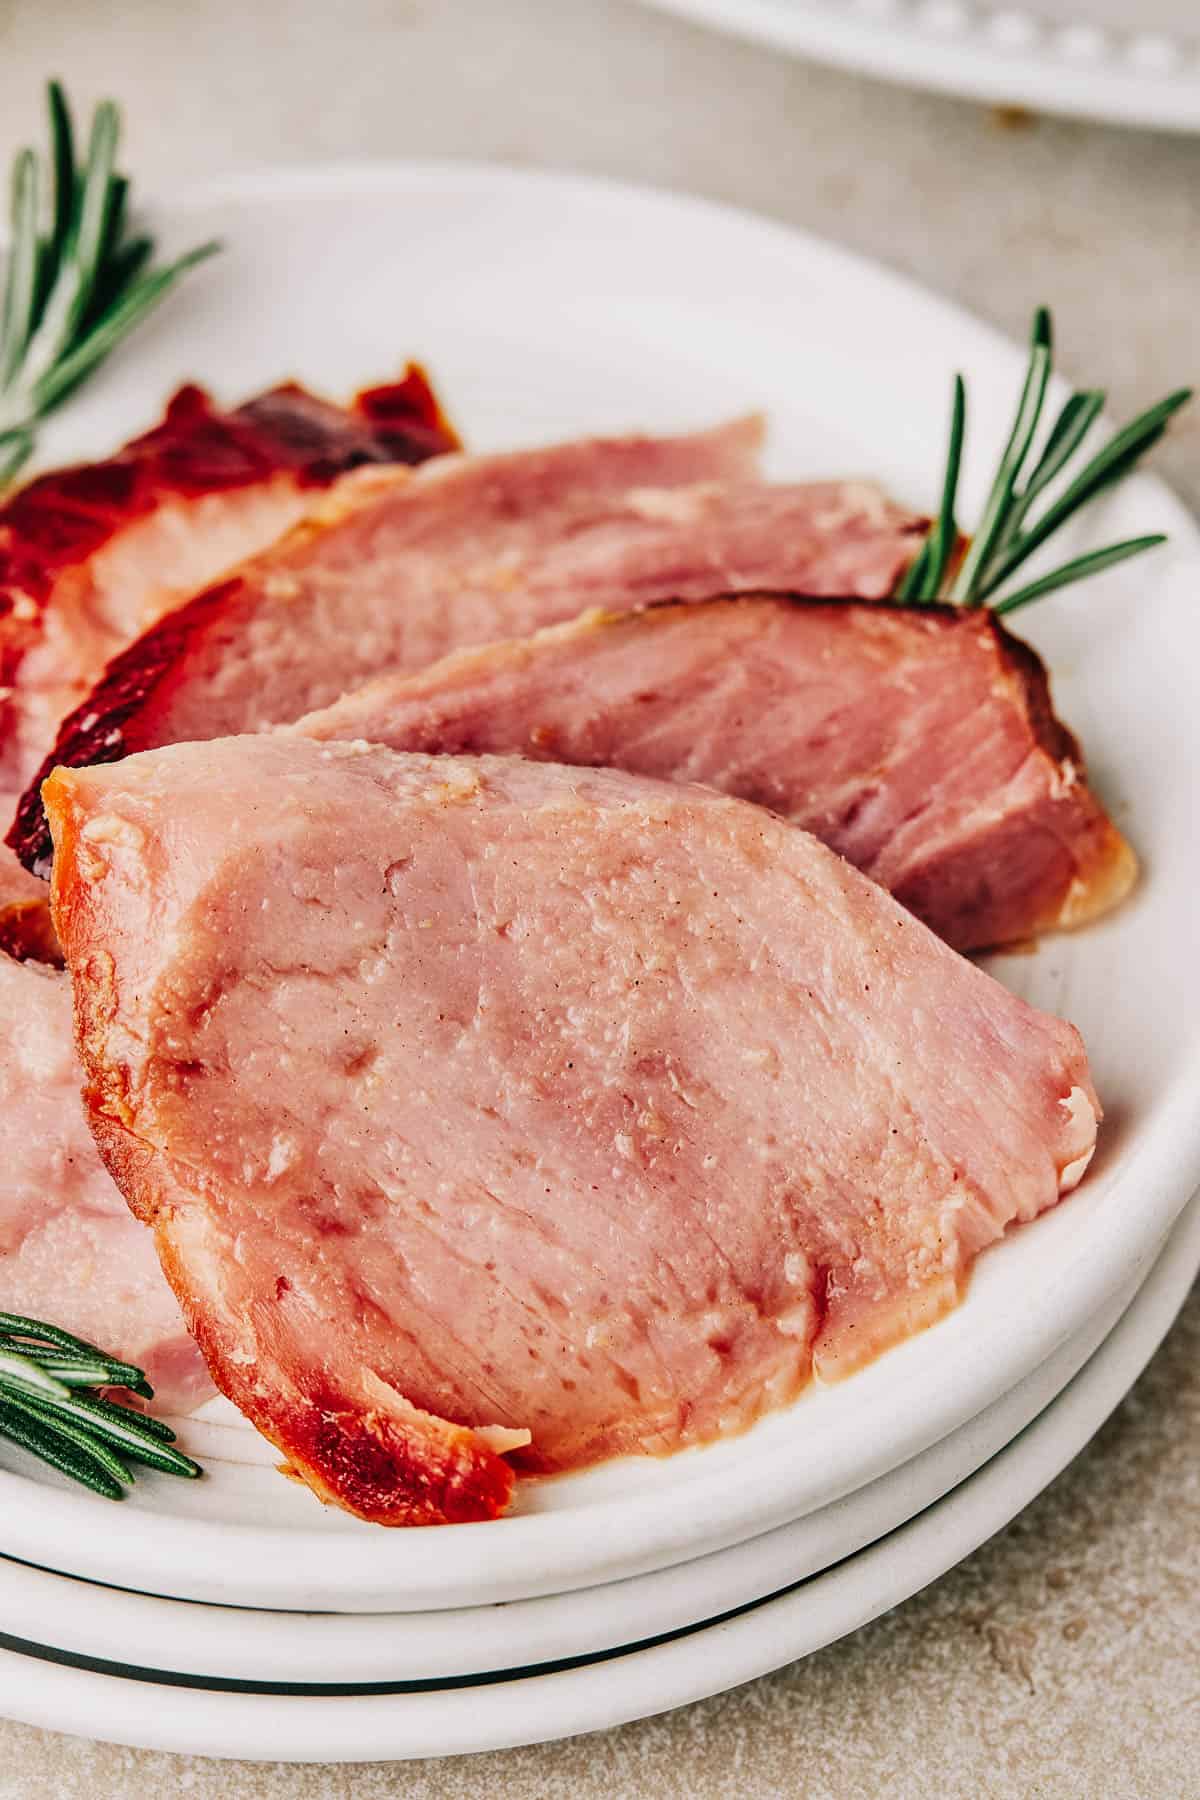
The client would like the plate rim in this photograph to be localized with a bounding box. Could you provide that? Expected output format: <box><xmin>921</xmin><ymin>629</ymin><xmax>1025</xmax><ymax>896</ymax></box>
<box><xmin>0</xmin><ymin>1212</ymin><xmax>1159</xmax><ymax>1683</ymax></box>
<box><xmin>1</xmin><ymin>1185</ymin><xmax>1196</xmax><ymax>1760</ymax></box>
<box><xmin>3</xmin><ymin>155</ymin><xmax>1199</xmax><ymax>1613</ymax></box>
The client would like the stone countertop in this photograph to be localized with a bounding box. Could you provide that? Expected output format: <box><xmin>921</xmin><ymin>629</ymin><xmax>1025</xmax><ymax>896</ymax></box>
<box><xmin>0</xmin><ymin>1</ymin><xmax>1197</xmax><ymax>1792</ymax></box>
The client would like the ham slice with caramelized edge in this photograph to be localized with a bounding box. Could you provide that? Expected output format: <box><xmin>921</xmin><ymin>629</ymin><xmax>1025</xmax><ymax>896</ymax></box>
<box><xmin>1</xmin><ymin>364</ymin><xmax>457</xmax><ymax>899</ymax></box>
<box><xmin>47</xmin><ymin>738</ymin><xmax>1098</xmax><ymax>1526</ymax></box>
<box><xmin>0</xmin><ymin>951</ymin><xmax>210</xmax><ymax>1410</ymax></box>
<box><xmin>295</xmin><ymin>596</ymin><xmax>1135</xmax><ymax>952</ymax></box>
<box><xmin>0</xmin><ymin>366</ymin><xmax>452</xmax><ymax>1409</ymax></box>
<box><xmin>10</xmin><ymin>419</ymin><xmax>925</xmax><ymax>872</ymax></box>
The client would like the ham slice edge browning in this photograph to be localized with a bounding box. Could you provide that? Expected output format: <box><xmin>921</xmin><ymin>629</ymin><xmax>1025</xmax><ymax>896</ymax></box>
<box><xmin>0</xmin><ymin>366</ymin><xmax>455</xmax><ymax>1420</ymax></box>
<box><xmin>47</xmin><ymin>740</ymin><xmax>1099</xmax><ymax>1526</ymax></box>
<box><xmin>0</xmin><ymin>363</ymin><xmax>458</xmax><ymax>920</ymax></box>
<box><xmin>295</xmin><ymin>596</ymin><xmax>1136</xmax><ymax>952</ymax></box>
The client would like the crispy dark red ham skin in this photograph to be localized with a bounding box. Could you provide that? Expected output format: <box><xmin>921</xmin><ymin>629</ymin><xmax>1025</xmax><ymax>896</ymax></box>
<box><xmin>48</xmin><ymin>739</ymin><xmax>1097</xmax><ymax>1526</ymax></box>
<box><xmin>1</xmin><ymin>364</ymin><xmax>458</xmax><ymax>886</ymax></box>
<box><xmin>0</xmin><ymin>367</ymin><xmax>454</xmax><ymax>627</ymax></box>
<box><xmin>10</xmin><ymin>421</ymin><xmax>925</xmax><ymax>872</ymax></box>
<box><xmin>296</xmin><ymin>596</ymin><xmax>1135</xmax><ymax>952</ymax></box>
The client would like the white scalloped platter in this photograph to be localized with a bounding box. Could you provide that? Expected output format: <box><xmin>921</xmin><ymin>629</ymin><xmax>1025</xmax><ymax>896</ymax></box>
<box><xmin>640</xmin><ymin>0</ymin><xmax>1200</xmax><ymax>131</ymax></box>
<box><xmin>2</xmin><ymin>163</ymin><xmax>1199</xmax><ymax>1614</ymax></box>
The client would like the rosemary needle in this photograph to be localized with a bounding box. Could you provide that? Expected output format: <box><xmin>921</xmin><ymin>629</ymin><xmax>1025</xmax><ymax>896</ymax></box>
<box><xmin>0</xmin><ymin>1385</ymin><xmax>133</xmax><ymax>1488</ymax></box>
<box><xmin>0</xmin><ymin>1313</ymin><xmax>202</xmax><ymax>1498</ymax></box>
<box><xmin>12</xmin><ymin>1386</ymin><xmax>200</xmax><ymax>1478</ymax></box>
<box><xmin>992</xmin><ymin>534</ymin><xmax>1168</xmax><ymax>615</ymax></box>
<box><xmin>974</xmin><ymin>387</ymin><xmax>1191</xmax><ymax>603</ymax></box>
<box><xmin>948</xmin><ymin>306</ymin><xmax>1054</xmax><ymax>605</ymax></box>
<box><xmin>897</xmin><ymin>371</ymin><xmax>966</xmax><ymax>603</ymax></box>
<box><xmin>0</xmin><ymin>80</ymin><xmax>218</xmax><ymax>491</ymax></box>
<box><xmin>0</xmin><ymin>1399</ymin><xmax>125</xmax><ymax>1500</ymax></box>
<box><xmin>901</xmin><ymin>307</ymin><xmax>1191</xmax><ymax>611</ymax></box>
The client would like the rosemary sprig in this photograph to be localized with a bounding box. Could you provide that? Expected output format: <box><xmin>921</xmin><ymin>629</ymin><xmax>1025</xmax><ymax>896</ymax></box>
<box><xmin>0</xmin><ymin>81</ymin><xmax>218</xmax><ymax>490</ymax></box>
<box><xmin>897</xmin><ymin>373</ymin><xmax>965</xmax><ymax>602</ymax></box>
<box><xmin>0</xmin><ymin>1311</ymin><xmax>202</xmax><ymax>1500</ymax></box>
<box><xmin>901</xmin><ymin>308</ymin><xmax>1191</xmax><ymax>611</ymax></box>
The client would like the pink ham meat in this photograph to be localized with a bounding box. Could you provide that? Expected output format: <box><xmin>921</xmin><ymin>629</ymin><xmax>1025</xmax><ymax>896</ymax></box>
<box><xmin>10</xmin><ymin>419</ymin><xmax>925</xmax><ymax>872</ymax></box>
<box><xmin>0</xmin><ymin>952</ymin><xmax>210</xmax><ymax>1411</ymax></box>
<box><xmin>0</xmin><ymin>369</ymin><xmax>452</xmax><ymax>1416</ymax></box>
<box><xmin>0</xmin><ymin>364</ymin><xmax>457</xmax><ymax>911</ymax></box>
<box><xmin>296</xmin><ymin>597</ymin><xmax>1135</xmax><ymax>952</ymax></box>
<box><xmin>47</xmin><ymin>738</ymin><xmax>1098</xmax><ymax>1526</ymax></box>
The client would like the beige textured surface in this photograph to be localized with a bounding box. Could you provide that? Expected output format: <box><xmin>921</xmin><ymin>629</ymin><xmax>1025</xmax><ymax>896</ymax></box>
<box><xmin>1</xmin><ymin>0</ymin><xmax>1198</xmax><ymax>1791</ymax></box>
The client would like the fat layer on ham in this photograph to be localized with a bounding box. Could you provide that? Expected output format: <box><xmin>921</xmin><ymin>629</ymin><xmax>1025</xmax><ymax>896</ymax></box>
<box><xmin>0</xmin><ymin>951</ymin><xmax>210</xmax><ymax>1410</ymax></box>
<box><xmin>11</xmin><ymin>418</ymin><xmax>925</xmax><ymax>872</ymax></box>
<box><xmin>296</xmin><ymin>596</ymin><xmax>1135</xmax><ymax>952</ymax></box>
<box><xmin>47</xmin><ymin>737</ymin><xmax>1098</xmax><ymax>1526</ymax></box>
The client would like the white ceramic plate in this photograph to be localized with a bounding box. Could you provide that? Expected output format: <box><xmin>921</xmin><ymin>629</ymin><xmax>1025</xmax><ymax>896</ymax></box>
<box><xmin>0</xmin><ymin>1204</ymin><xmax>1162</xmax><ymax>1687</ymax></box>
<box><xmin>2</xmin><ymin>1184</ymin><xmax>1196</xmax><ymax>1761</ymax></box>
<box><xmin>639</xmin><ymin>0</ymin><xmax>1200</xmax><ymax>132</ymax></box>
<box><xmin>2</xmin><ymin>162</ymin><xmax>1198</xmax><ymax>1614</ymax></box>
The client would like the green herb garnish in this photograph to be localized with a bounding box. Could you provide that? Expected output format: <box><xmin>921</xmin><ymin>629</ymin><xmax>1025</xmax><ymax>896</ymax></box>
<box><xmin>900</xmin><ymin>306</ymin><xmax>1191</xmax><ymax>612</ymax></box>
<box><xmin>0</xmin><ymin>1311</ymin><xmax>202</xmax><ymax>1499</ymax></box>
<box><xmin>0</xmin><ymin>80</ymin><xmax>219</xmax><ymax>490</ymax></box>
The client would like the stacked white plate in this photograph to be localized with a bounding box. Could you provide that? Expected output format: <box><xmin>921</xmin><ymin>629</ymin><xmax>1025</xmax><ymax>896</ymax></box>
<box><xmin>3</xmin><ymin>164</ymin><xmax>1199</xmax><ymax>1762</ymax></box>
<box><xmin>639</xmin><ymin>0</ymin><xmax>1200</xmax><ymax>132</ymax></box>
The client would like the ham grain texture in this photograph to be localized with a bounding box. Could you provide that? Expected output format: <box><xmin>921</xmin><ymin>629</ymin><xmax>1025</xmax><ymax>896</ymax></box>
<box><xmin>0</xmin><ymin>363</ymin><xmax>457</xmax><ymax>907</ymax></box>
<box><xmin>297</xmin><ymin>596</ymin><xmax>1135</xmax><ymax>952</ymax></box>
<box><xmin>0</xmin><ymin>952</ymin><xmax>210</xmax><ymax>1411</ymax></box>
<box><xmin>47</xmin><ymin>738</ymin><xmax>1099</xmax><ymax>1526</ymax></box>
<box><xmin>11</xmin><ymin>418</ymin><xmax>925</xmax><ymax>872</ymax></box>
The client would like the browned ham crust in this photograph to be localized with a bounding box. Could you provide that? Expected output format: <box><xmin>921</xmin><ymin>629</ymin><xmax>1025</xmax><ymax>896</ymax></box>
<box><xmin>0</xmin><ymin>363</ymin><xmax>457</xmax><ymax>924</ymax></box>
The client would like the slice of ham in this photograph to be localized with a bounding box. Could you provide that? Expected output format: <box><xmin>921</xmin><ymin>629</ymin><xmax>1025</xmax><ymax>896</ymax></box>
<box><xmin>0</xmin><ymin>951</ymin><xmax>210</xmax><ymax>1412</ymax></box>
<box><xmin>0</xmin><ymin>369</ymin><xmax>453</xmax><ymax>1406</ymax></box>
<box><xmin>0</xmin><ymin>365</ymin><xmax>456</xmax><ymax>808</ymax></box>
<box><xmin>295</xmin><ymin>596</ymin><xmax>1135</xmax><ymax>952</ymax></box>
<box><xmin>10</xmin><ymin>420</ymin><xmax>925</xmax><ymax>873</ymax></box>
<box><xmin>47</xmin><ymin>737</ymin><xmax>1098</xmax><ymax>1526</ymax></box>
